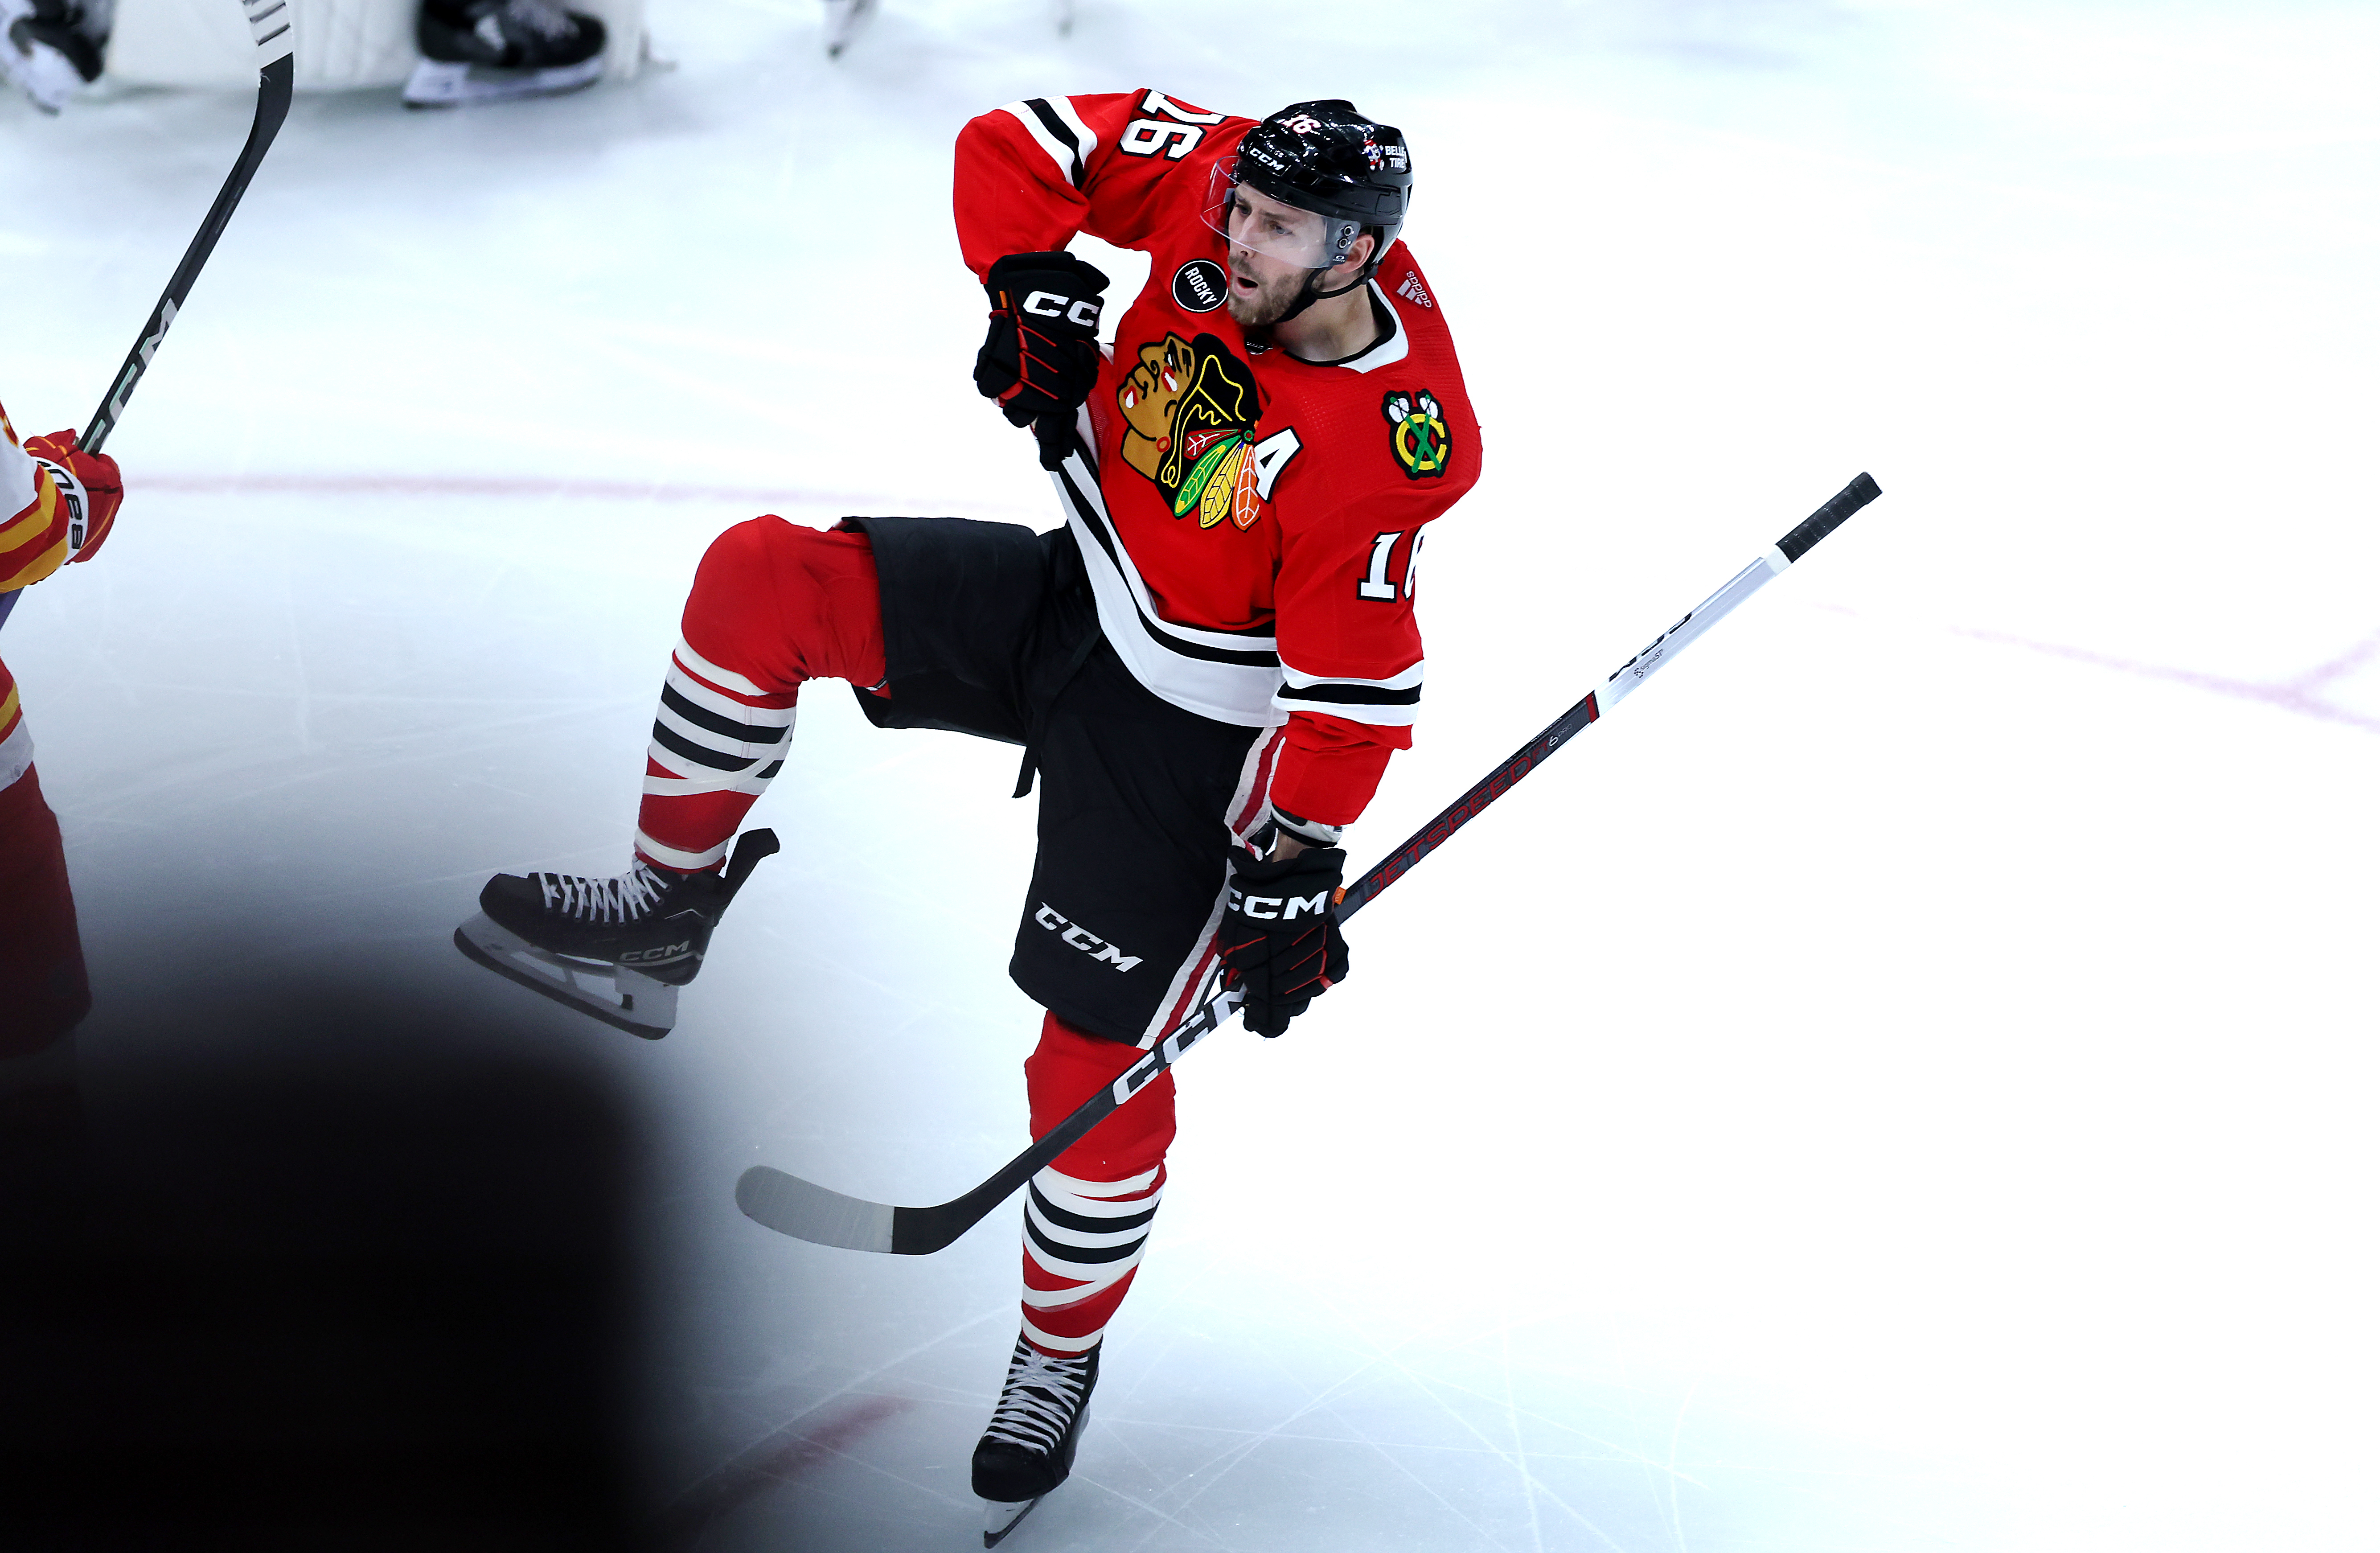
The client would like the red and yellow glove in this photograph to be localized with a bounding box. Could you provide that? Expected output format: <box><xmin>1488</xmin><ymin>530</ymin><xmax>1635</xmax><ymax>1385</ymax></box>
<box><xmin>23</xmin><ymin>427</ymin><xmax>123</xmax><ymax>564</ymax></box>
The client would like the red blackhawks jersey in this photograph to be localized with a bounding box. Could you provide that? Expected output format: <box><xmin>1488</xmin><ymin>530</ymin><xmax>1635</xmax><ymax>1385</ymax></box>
<box><xmin>954</xmin><ymin>89</ymin><xmax>1481</xmax><ymax>831</ymax></box>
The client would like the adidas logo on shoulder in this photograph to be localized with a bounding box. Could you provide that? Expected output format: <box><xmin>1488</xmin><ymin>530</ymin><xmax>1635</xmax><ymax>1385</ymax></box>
<box><xmin>1396</xmin><ymin>271</ymin><xmax>1433</xmax><ymax>309</ymax></box>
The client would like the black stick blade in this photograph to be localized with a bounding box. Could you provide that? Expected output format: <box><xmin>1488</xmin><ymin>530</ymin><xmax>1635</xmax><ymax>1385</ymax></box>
<box><xmin>735</xmin><ymin>1166</ymin><xmax>897</xmax><ymax>1253</ymax></box>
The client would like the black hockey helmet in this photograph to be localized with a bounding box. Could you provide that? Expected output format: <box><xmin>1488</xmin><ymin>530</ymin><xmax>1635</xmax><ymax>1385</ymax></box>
<box><xmin>1210</xmin><ymin>99</ymin><xmax>1411</xmax><ymax>280</ymax></box>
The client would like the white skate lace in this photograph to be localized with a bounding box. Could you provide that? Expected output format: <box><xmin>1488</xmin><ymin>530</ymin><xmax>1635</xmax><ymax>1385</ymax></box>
<box><xmin>501</xmin><ymin>0</ymin><xmax>577</xmax><ymax>42</ymax></box>
<box><xmin>537</xmin><ymin>861</ymin><xmax>673</xmax><ymax>924</ymax></box>
<box><xmin>982</xmin><ymin>1341</ymin><xmax>1092</xmax><ymax>1455</ymax></box>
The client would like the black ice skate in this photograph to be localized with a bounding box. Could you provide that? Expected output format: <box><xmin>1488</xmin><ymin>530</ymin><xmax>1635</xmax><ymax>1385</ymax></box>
<box><xmin>454</xmin><ymin>829</ymin><xmax>778</xmax><ymax>1038</ymax></box>
<box><xmin>973</xmin><ymin>1335</ymin><xmax>1099</xmax><ymax>1547</ymax></box>
<box><xmin>404</xmin><ymin>0</ymin><xmax>606</xmax><ymax>109</ymax></box>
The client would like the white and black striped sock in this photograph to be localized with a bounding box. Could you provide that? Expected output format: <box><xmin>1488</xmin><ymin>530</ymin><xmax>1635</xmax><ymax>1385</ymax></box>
<box><xmin>636</xmin><ymin>637</ymin><xmax>796</xmax><ymax>870</ymax></box>
<box><xmin>1018</xmin><ymin>1164</ymin><xmax>1163</xmax><ymax>1355</ymax></box>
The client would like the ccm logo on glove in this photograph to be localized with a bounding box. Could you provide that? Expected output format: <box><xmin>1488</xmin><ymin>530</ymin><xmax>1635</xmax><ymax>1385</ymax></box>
<box><xmin>976</xmin><ymin>249</ymin><xmax>1110</xmax><ymax>472</ymax></box>
<box><xmin>1022</xmin><ymin>290</ymin><xmax>1102</xmax><ymax>329</ymax></box>
<box><xmin>1215</xmin><ymin>845</ymin><xmax>1350</xmax><ymax>1038</ymax></box>
<box><xmin>1225</xmin><ymin>887</ymin><xmax>1331</xmax><ymax>921</ymax></box>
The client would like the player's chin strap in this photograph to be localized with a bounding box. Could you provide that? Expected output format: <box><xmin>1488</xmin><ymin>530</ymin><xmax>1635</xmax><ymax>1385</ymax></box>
<box><xmin>1273</xmin><ymin>266</ymin><xmax>1368</xmax><ymax>324</ymax></box>
<box><xmin>1273</xmin><ymin>225</ymin><xmax>1388</xmax><ymax>323</ymax></box>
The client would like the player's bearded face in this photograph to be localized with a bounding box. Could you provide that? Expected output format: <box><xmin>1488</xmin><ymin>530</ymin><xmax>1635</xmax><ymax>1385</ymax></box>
<box><xmin>1222</xmin><ymin>186</ymin><xmax>1329</xmax><ymax>327</ymax></box>
<box><xmin>1224</xmin><ymin>250</ymin><xmax>1310</xmax><ymax>327</ymax></box>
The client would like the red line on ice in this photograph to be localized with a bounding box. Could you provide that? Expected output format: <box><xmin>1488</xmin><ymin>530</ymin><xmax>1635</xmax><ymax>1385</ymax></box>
<box><xmin>140</xmin><ymin>470</ymin><xmax>1046</xmax><ymax>518</ymax></box>
<box><xmin>659</xmin><ymin>1392</ymin><xmax>912</xmax><ymax>1545</ymax></box>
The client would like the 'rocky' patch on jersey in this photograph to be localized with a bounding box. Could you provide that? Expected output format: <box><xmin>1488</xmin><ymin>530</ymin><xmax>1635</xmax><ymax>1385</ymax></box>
<box><xmin>1172</xmin><ymin>258</ymin><xmax>1227</xmax><ymax>313</ymax></box>
<box><xmin>1382</xmin><ymin>390</ymin><xmax>1451</xmax><ymax>480</ymax></box>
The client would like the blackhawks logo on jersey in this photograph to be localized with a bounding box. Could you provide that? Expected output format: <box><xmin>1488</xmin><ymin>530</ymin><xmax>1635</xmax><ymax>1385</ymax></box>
<box><xmin>1383</xmin><ymin>390</ymin><xmax>1451</xmax><ymax>480</ymax></box>
<box><xmin>1117</xmin><ymin>332</ymin><xmax>1269</xmax><ymax>530</ymax></box>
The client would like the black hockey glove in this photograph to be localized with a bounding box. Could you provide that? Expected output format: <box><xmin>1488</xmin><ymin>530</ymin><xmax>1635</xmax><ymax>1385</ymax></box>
<box><xmin>1216</xmin><ymin>844</ymin><xmax>1350</xmax><ymax>1038</ymax></box>
<box><xmin>975</xmin><ymin>251</ymin><xmax>1108</xmax><ymax>471</ymax></box>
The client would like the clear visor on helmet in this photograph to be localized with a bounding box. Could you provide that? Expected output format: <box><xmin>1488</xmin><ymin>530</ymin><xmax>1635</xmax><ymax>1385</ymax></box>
<box><xmin>1198</xmin><ymin>162</ymin><xmax>1363</xmax><ymax>270</ymax></box>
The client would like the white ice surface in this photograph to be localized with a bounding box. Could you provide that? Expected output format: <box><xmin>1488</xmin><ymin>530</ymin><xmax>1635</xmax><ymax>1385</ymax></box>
<box><xmin>5</xmin><ymin>1</ymin><xmax>2379</xmax><ymax>1548</ymax></box>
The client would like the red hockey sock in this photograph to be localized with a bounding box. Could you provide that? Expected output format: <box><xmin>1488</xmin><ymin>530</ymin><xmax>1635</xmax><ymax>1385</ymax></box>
<box><xmin>0</xmin><ymin>764</ymin><xmax>90</xmax><ymax>1056</ymax></box>
<box><xmin>1016</xmin><ymin>1011</ymin><xmax>1177</xmax><ymax>1355</ymax></box>
<box><xmin>635</xmin><ymin>518</ymin><xmax>886</xmax><ymax>870</ymax></box>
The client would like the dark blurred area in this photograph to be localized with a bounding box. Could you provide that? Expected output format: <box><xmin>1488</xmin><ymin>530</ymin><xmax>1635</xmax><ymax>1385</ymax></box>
<box><xmin>0</xmin><ymin>983</ymin><xmax>650</xmax><ymax>1551</ymax></box>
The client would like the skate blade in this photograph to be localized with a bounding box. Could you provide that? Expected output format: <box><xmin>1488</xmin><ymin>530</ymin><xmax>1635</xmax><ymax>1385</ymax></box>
<box><xmin>402</xmin><ymin>55</ymin><xmax>605</xmax><ymax>108</ymax></box>
<box><xmin>982</xmin><ymin>1496</ymin><xmax>1041</xmax><ymax>1548</ymax></box>
<box><xmin>453</xmin><ymin>913</ymin><xmax>677</xmax><ymax>1038</ymax></box>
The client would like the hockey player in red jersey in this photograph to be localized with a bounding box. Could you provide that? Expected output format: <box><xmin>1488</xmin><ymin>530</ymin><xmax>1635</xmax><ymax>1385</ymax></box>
<box><xmin>459</xmin><ymin>90</ymin><xmax>1479</xmax><ymax>1543</ymax></box>
<box><xmin>0</xmin><ymin>398</ymin><xmax>123</xmax><ymax>1057</ymax></box>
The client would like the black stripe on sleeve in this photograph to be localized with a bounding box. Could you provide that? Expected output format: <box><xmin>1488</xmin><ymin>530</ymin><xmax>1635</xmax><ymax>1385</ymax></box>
<box><xmin>1275</xmin><ymin>681</ymin><xmax>1424</xmax><ymax>708</ymax></box>
<box><xmin>1024</xmin><ymin>98</ymin><xmax>1084</xmax><ymax>186</ymax></box>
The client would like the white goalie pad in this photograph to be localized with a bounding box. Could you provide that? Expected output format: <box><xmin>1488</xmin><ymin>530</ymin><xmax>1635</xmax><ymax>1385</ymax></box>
<box><xmin>107</xmin><ymin>0</ymin><xmax>647</xmax><ymax>90</ymax></box>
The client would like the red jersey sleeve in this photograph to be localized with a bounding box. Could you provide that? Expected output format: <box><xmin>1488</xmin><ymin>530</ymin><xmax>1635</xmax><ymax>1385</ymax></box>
<box><xmin>1267</xmin><ymin>506</ymin><xmax>1434</xmax><ymax>829</ymax></box>
<box><xmin>1266</xmin><ymin>367</ymin><xmax>1480</xmax><ymax>833</ymax></box>
<box><xmin>953</xmin><ymin>89</ymin><xmax>1252</xmax><ymax>279</ymax></box>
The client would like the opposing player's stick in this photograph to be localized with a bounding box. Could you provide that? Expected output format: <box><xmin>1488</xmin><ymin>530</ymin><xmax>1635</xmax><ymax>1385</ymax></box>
<box><xmin>81</xmin><ymin>1</ymin><xmax>294</xmax><ymax>455</ymax></box>
<box><xmin>738</xmin><ymin>472</ymin><xmax>1883</xmax><ymax>1257</ymax></box>
<box><xmin>0</xmin><ymin>4</ymin><xmax>292</xmax><ymax>637</ymax></box>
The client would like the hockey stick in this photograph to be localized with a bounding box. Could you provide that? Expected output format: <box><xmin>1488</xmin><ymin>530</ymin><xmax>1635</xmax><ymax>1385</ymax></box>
<box><xmin>0</xmin><ymin>6</ymin><xmax>292</xmax><ymax>638</ymax></box>
<box><xmin>81</xmin><ymin>0</ymin><xmax>294</xmax><ymax>455</ymax></box>
<box><xmin>738</xmin><ymin>472</ymin><xmax>1883</xmax><ymax>1256</ymax></box>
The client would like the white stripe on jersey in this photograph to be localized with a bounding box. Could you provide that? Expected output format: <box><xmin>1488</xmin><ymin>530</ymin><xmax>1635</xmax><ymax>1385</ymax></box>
<box><xmin>999</xmin><ymin>99</ymin><xmax>1085</xmax><ymax>189</ymax></box>
<box><xmin>1273</xmin><ymin>653</ymin><xmax>1424</xmax><ymax>725</ymax></box>
<box><xmin>1335</xmin><ymin>282</ymin><xmax>1412</xmax><ymax>374</ymax></box>
<box><xmin>1050</xmin><ymin>446</ymin><xmax>1288</xmax><ymax>730</ymax></box>
<box><xmin>1280</xmin><ymin>659</ymin><xmax>1425</xmax><ymax>693</ymax></box>
<box><xmin>1044</xmin><ymin>95</ymin><xmax>1100</xmax><ymax>174</ymax></box>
